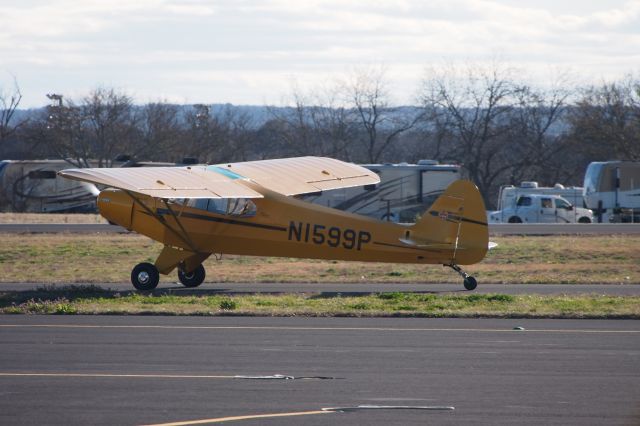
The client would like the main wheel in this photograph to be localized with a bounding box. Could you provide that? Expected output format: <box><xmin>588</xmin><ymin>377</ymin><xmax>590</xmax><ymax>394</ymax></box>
<box><xmin>178</xmin><ymin>264</ymin><xmax>206</xmax><ymax>288</ymax></box>
<box><xmin>131</xmin><ymin>262</ymin><xmax>159</xmax><ymax>291</ymax></box>
<box><xmin>463</xmin><ymin>276</ymin><xmax>478</xmax><ymax>291</ymax></box>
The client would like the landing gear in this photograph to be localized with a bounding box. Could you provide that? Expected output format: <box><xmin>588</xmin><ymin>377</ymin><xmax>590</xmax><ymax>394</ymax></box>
<box><xmin>131</xmin><ymin>262</ymin><xmax>160</xmax><ymax>291</ymax></box>
<box><xmin>177</xmin><ymin>264</ymin><xmax>206</xmax><ymax>288</ymax></box>
<box><xmin>445</xmin><ymin>263</ymin><xmax>478</xmax><ymax>291</ymax></box>
<box><xmin>463</xmin><ymin>276</ymin><xmax>478</xmax><ymax>291</ymax></box>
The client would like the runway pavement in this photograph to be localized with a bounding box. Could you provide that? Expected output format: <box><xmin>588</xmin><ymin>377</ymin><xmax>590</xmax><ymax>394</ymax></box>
<box><xmin>2</xmin><ymin>281</ymin><xmax>640</xmax><ymax>295</ymax></box>
<box><xmin>0</xmin><ymin>316</ymin><xmax>638</xmax><ymax>425</ymax></box>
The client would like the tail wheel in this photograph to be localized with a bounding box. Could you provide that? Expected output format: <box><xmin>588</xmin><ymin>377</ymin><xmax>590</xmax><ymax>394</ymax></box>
<box><xmin>131</xmin><ymin>262</ymin><xmax>160</xmax><ymax>291</ymax></box>
<box><xmin>464</xmin><ymin>276</ymin><xmax>478</xmax><ymax>291</ymax></box>
<box><xmin>178</xmin><ymin>264</ymin><xmax>206</xmax><ymax>288</ymax></box>
<box><xmin>508</xmin><ymin>216</ymin><xmax>522</xmax><ymax>223</ymax></box>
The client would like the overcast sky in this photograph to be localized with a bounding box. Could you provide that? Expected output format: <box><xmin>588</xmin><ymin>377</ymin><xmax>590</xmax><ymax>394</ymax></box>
<box><xmin>1</xmin><ymin>0</ymin><xmax>639</xmax><ymax>108</ymax></box>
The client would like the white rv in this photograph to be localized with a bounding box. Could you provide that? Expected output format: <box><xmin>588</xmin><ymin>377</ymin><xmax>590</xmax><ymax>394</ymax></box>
<box><xmin>302</xmin><ymin>160</ymin><xmax>460</xmax><ymax>223</ymax></box>
<box><xmin>0</xmin><ymin>160</ymin><xmax>99</xmax><ymax>213</ymax></box>
<box><xmin>0</xmin><ymin>157</ymin><xmax>194</xmax><ymax>213</ymax></box>
<box><xmin>583</xmin><ymin>161</ymin><xmax>640</xmax><ymax>223</ymax></box>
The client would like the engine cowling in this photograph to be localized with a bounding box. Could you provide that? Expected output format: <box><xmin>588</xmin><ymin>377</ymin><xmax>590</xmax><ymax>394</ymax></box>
<box><xmin>97</xmin><ymin>189</ymin><xmax>134</xmax><ymax>229</ymax></box>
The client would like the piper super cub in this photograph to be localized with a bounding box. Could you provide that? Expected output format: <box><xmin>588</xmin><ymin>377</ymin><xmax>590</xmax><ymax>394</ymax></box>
<box><xmin>59</xmin><ymin>157</ymin><xmax>490</xmax><ymax>291</ymax></box>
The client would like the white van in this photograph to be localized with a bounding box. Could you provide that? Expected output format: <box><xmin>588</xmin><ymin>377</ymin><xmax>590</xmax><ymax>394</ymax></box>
<box><xmin>489</xmin><ymin>194</ymin><xmax>593</xmax><ymax>223</ymax></box>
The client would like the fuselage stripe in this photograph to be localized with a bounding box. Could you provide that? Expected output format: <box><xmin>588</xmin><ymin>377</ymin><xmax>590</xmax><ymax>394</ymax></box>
<box><xmin>154</xmin><ymin>209</ymin><xmax>287</xmax><ymax>232</ymax></box>
<box><xmin>428</xmin><ymin>210</ymin><xmax>488</xmax><ymax>227</ymax></box>
<box><xmin>373</xmin><ymin>241</ymin><xmax>446</xmax><ymax>252</ymax></box>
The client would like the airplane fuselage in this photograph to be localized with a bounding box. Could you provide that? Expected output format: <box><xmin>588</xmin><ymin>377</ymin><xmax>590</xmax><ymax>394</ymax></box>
<box><xmin>98</xmin><ymin>186</ymin><xmax>462</xmax><ymax>266</ymax></box>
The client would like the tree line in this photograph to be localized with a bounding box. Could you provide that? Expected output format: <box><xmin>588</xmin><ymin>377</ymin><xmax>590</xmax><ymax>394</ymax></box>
<box><xmin>1</xmin><ymin>65</ymin><xmax>638</xmax><ymax>208</ymax></box>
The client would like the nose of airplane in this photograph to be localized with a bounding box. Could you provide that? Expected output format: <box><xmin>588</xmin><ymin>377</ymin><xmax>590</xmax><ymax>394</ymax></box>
<box><xmin>97</xmin><ymin>189</ymin><xmax>134</xmax><ymax>229</ymax></box>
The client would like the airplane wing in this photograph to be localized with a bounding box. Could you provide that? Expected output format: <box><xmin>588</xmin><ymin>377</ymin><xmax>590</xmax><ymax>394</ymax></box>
<box><xmin>58</xmin><ymin>166</ymin><xmax>264</xmax><ymax>199</ymax></box>
<box><xmin>59</xmin><ymin>157</ymin><xmax>380</xmax><ymax>199</ymax></box>
<box><xmin>216</xmin><ymin>156</ymin><xmax>380</xmax><ymax>196</ymax></box>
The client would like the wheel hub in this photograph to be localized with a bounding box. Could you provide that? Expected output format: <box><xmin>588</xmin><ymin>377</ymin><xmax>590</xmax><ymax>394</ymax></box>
<box><xmin>137</xmin><ymin>271</ymin><xmax>150</xmax><ymax>284</ymax></box>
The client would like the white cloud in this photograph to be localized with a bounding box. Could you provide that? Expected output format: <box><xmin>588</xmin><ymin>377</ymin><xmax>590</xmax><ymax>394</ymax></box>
<box><xmin>1</xmin><ymin>0</ymin><xmax>639</xmax><ymax>107</ymax></box>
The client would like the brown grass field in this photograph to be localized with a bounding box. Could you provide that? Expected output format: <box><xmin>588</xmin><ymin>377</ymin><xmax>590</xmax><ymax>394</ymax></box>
<box><xmin>0</xmin><ymin>233</ymin><xmax>638</xmax><ymax>284</ymax></box>
<box><xmin>0</xmin><ymin>213</ymin><xmax>106</xmax><ymax>224</ymax></box>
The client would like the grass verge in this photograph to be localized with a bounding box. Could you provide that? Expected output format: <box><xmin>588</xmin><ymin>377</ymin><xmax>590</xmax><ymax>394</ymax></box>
<box><xmin>1</xmin><ymin>286</ymin><xmax>639</xmax><ymax>318</ymax></box>
<box><xmin>0</xmin><ymin>233</ymin><xmax>639</xmax><ymax>284</ymax></box>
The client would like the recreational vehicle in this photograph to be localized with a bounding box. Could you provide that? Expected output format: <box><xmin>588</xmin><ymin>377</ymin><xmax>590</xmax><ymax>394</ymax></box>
<box><xmin>583</xmin><ymin>161</ymin><xmax>640</xmax><ymax>223</ymax></box>
<box><xmin>0</xmin><ymin>158</ymin><xmax>195</xmax><ymax>213</ymax></box>
<box><xmin>302</xmin><ymin>160</ymin><xmax>460</xmax><ymax>223</ymax></box>
<box><xmin>0</xmin><ymin>160</ymin><xmax>98</xmax><ymax>213</ymax></box>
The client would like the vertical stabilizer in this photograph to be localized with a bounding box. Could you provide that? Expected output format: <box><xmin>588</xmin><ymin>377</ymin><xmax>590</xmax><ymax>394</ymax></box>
<box><xmin>410</xmin><ymin>180</ymin><xmax>489</xmax><ymax>265</ymax></box>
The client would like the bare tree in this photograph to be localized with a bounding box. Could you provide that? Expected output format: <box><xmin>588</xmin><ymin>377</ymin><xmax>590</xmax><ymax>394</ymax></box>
<box><xmin>567</xmin><ymin>75</ymin><xmax>640</xmax><ymax>161</ymax></box>
<box><xmin>504</xmin><ymin>78</ymin><xmax>574</xmax><ymax>185</ymax></box>
<box><xmin>341</xmin><ymin>66</ymin><xmax>417</xmax><ymax>163</ymax></box>
<box><xmin>43</xmin><ymin>88</ymin><xmax>137</xmax><ymax>167</ymax></box>
<box><xmin>418</xmin><ymin>63</ymin><xmax>524</xmax><ymax>205</ymax></box>
<box><xmin>266</xmin><ymin>83</ymin><xmax>356</xmax><ymax>159</ymax></box>
<box><xmin>133</xmin><ymin>102</ymin><xmax>182</xmax><ymax>161</ymax></box>
<box><xmin>0</xmin><ymin>78</ymin><xmax>27</xmax><ymax>146</ymax></box>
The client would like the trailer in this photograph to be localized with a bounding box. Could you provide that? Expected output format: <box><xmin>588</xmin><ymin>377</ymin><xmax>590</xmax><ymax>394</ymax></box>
<box><xmin>583</xmin><ymin>161</ymin><xmax>640</xmax><ymax>223</ymax></box>
<box><xmin>302</xmin><ymin>160</ymin><xmax>460</xmax><ymax>223</ymax></box>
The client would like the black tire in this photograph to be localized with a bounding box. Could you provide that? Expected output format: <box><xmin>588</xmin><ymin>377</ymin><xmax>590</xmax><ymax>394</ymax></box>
<box><xmin>464</xmin><ymin>276</ymin><xmax>478</xmax><ymax>291</ymax></box>
<box><xmin>178</xmin><ymin>264</ymin><xmax>206</xmax><ymax>288</ymax></box>
<box><xmin>131</xmin><ymin>262</ymin><xmax>159</xmax><ymax>291</ymax></box>
<box><xmin>508</xmin><ymin>216</ymin><xmax>522</xmax><ymax>223</ymax></box>
<box><xmin>578</xmin><ymin>217</ymin><xmax>591</xmax><ymax>224</ymax></box>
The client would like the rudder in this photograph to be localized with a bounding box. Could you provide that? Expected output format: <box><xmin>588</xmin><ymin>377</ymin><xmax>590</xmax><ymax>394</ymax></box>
<box><xmin>411</xmin><ymin>180</ymin><xmax>489</xmax><ymax>265</ymax></box>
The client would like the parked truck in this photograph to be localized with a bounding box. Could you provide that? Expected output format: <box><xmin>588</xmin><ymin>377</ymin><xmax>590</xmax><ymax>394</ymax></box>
<box><xmin>489</xmin><ymin>194</ymin><xmax>593</xmax><ymax>224</ymax></box>
<box><xmin>583</xmin><ymin>161</ymin><xmax>640</xmax><ymax>223</ymax></box>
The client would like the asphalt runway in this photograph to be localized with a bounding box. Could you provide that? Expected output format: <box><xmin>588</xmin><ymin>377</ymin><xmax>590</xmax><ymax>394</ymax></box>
<box><xmin>0</xmin><ymin>316</ymin><xmax>638</xmax><ymax>425</ymax></box>
<box><xmin>2</xmin><ymin>281</ymin><xmax>640</xmax><ymax>295</ymax></box>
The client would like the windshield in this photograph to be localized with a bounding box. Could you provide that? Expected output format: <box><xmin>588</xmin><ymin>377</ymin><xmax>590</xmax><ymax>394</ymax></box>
<box><xmin>583</xmin><ymin>162</ymin><xmax>604</xmax><ymax>195</ymax></box>
<box><xmin>555</xmin><ymin>198</ymin><xmax>571</xmax><ymax>209</ymax></box>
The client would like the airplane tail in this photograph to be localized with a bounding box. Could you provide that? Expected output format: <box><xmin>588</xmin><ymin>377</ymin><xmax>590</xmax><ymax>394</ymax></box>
<box><xmin>407</xmin><ymin>180</ymin><xmax>489</xmax><ymax>265</ymax></box>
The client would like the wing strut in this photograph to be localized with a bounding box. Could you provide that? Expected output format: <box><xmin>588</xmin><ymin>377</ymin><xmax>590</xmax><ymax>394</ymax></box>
<box><xmin>124</xmin><ymin>190</ymin><xmax>200</xmax><ymax>254</ymax></box>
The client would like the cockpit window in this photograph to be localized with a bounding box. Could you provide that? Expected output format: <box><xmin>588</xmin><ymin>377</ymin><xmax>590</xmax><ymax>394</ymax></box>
<box><xmin>185</xmin><ymin>198</ymin><xmax>257</xmax><ymax>217</ymax></box>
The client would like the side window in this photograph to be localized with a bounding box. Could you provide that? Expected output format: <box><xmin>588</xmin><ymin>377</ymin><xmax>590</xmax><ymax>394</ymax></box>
<box><xmin>207</xmin><ymin>199</ymin><xmax>228</xmax><ymax>214</ymax></box>
<box><xmin>226</xmin><ymin>198</ymin><xmax>257</xmax><ymax>217</ymax></box>
<box><xmin>28</xmin><ymin>170</ymin><xmax>57</xmax><ymax>179</ymax></box>
<box><xmin>541</xmin><ymin>198</ymin><xmax>553</xmax><ymax>208</ymax></box>
<box><xmin>516</xmin><ymin>196</ymin><xmax>531</xmax><ymax>207</ymax></box>
<box><xmin>186</xmin><ymin>197</ymin><xmax>257</xmax><ymax>217</ymax></box>
<box><xmin>185</xmin><ymin>199</ymin><xmax>209</xmax><ymax>210</ymax></box>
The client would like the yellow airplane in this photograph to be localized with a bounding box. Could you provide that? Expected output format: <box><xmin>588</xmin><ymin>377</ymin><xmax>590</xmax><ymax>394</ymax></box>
<box><xmin>59</xmin><ymin>157</ymin><xmax>489</xmax><ymax>291</ymax></box>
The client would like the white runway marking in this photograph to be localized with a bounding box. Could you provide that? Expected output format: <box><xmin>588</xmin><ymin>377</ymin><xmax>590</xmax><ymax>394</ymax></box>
<box><xmin>0</xmin><ymin>373</ymin><xmax>236</xmax><ymax>379</ymax></box>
